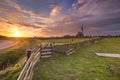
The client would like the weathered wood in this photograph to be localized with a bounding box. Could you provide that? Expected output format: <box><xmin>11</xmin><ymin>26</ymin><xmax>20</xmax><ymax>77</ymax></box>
<box><xmin>40</xmin><ymin>55</ymin><xmax>52</xmax><ymax>58</ymax></box>
<box><xmin>65</xmin><ymin>48</ymin><xmax>75</xmax><ymax>56</ymax></box>
<box><xmin>66</xmin><ymin>50</ymin><xmax>75</xmax><ymax>56</ymax></box>
<box><xmin>17</xmin><ymin>46</ymin><xmax>41</xmax><ymax>80</ymax></box>
<box><xmin>65</xmin><ymin>48</ymin><xmax>73</xmax><ymax>53</ymax></box>
<box><xmin>41</xmin><ymin>49</ymin><xmax>52</xmax><ymax>52</ymax></box>
<box><xmin>40</xmin><ymin>45</ymin><xmax>53</xmax><ymax>58</ymax></box>
<box><xmin>41</xmin><ymin>52</ymin><xmax>52</xmax><ymax>55</ymax></box>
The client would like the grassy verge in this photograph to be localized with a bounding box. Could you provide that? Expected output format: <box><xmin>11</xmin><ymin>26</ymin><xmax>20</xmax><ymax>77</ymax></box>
<box><xmin>33</xmin><ymin>38</ymin><xmax>120</xmax><ymax>80</ymax></box>
<box><xmin>0</xmin><ymin>39</ymin><xmax>38</xmax><ymax>80</ymax></box>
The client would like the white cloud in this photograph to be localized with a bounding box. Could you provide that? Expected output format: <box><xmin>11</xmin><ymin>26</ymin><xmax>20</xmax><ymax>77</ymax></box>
<box><xmin>50</xmin><ymin>6</ymin><xmax>62</xmax><ymax>16</ymax></box>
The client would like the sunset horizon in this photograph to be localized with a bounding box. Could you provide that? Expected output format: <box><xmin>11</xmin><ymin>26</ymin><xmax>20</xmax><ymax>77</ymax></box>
<box><xmin>0</xmin><ymin>1</ymin><xmax>120</xmax><ymax>79</ymax></box>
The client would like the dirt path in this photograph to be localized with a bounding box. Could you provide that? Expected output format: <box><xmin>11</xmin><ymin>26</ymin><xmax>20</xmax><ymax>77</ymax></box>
<box><xmin>0</xmin><ymin>40</ymin><xmax>19</xmax><ymax>52</ymax></box>
<box><xmin>96</xmin><ymin>53</ymin><xmax>120</xmax><ymax>58</ymax></box>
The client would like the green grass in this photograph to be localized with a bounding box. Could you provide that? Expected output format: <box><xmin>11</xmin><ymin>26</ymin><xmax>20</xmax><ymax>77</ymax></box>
<box><xmin>33</xmin><ymin>38</ymin><xmax>120</xmax><ymax>80</ymax></box>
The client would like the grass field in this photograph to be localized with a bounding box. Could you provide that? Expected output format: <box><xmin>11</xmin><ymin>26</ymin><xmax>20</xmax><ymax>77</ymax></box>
<box><xmin>33</xmin><ymin>38</ymin><xmax>120</xmax><ymax>80</ymax></box>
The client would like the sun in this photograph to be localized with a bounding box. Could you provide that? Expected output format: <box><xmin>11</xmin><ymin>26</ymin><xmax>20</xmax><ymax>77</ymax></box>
<box><xmin>12</xmin><ymin>29</ymin><xmax>23</xmax><ymax>37</ymax></box>
<box><xmin>14</xmin><ymin>33</ymin><xmax>22</xmax><ymax>37</ymax></box>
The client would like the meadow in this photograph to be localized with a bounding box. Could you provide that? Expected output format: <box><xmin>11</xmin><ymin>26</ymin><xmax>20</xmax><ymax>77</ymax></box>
<box><xmin>33</xmin><ymin>38</ymin><xmax>120</xmax><ymax>80</ymax></box>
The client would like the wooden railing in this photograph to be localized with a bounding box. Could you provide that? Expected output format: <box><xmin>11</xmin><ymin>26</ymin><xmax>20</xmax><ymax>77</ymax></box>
<box><xmin>17</xmin><ymin>46</ymin><xmax>41</xmax><ymax>80</ymax></box>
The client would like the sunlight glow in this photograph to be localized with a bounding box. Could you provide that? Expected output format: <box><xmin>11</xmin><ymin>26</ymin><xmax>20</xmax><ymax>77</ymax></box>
<box><xmin>12</xmin><ymin>29</ymin><xmax>22</xmax><ymax>37</ymax></box>
<box><xmin>13</xmin><ymin>33</ymin><xmax>22</xmax><ymax>37</ymax></box>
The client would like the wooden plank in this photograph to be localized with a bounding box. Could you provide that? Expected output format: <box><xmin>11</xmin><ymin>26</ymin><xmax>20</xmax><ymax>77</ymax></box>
<box><xmin>41</xmin><ymin>49</ymin><xmax>52</xmax><ymax>52</ymax></box>
<box><xmin>65</xmin><ymin>48</ymin><xmax>73</xmax><ymax>54</ymax></box>
<box><xmin>67</xmin><ymin>50</ymin><xmax>75</xmax><ymax>56</ymax></box>
<box><xmin>40</xmin><ymin>55</ymin><xmax>52</xmax><ymax>58</ymax></box>
<box><xmin>65</xmin><ymin>48</ymin><xmax>73</xmax><ymax>53</ymax></box>
<box><xmin>41</xmin><ymin>52</ymin><xmax>52</xmax><ymax>55</ymax></box>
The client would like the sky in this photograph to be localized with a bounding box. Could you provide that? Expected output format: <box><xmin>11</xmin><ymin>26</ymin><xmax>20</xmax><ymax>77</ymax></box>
<box><xmin>0</xmin><ymin>0</ymin><xmax>120</xmax><ymax>37</ymax></box>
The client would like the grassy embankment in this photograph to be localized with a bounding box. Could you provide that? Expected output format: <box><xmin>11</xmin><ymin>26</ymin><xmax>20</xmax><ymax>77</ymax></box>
<box><xmin>0</xmin><ymin>39</ymin><xmax>38</xmax><ymax>80</ymax></box>
<box><xmin>33</xmin><ymin>38</ymin><xmax>120</xmax><ymax>80</ymax></box>
<box><xmin>37</xmin><ymin>38</ymin><xmax>93</xmax><ymax>45</ymax></box>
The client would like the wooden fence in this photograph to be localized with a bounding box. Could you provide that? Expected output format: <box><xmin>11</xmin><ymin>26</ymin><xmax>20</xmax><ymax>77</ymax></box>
<box><xmin>54</xmin><ymin>38</ymin><xmax>102</xmax><ymax>54</ymax></box>
<box><xmin>17</xmin><ymin>45</ymin><xmax>53</xmax><ymax>80</ymax></box>
<box><xmin>17</xmin><ymin>38</ymin><xmax>101</xmax><ymax>80</ymax></box>
<box><xmin>17</xmin><ymin>46</ymin><xmax>41</xmax><ymax>80</ymax></box>
<box><xmin>40</xmin><ymin>46</ymin><xmax>53</xmax><ymax>58</ymax></box>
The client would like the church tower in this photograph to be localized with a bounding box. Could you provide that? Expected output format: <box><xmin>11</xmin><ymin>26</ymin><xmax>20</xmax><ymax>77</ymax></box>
<box><xmin>81</xmin><ymin>25</ymin><xmax>84</xmax><ymax>36</ymax></box>
<box><xmin>76</xmin><ymin>25</ymin><xmax>84</xmax><ymax>37</ymax></box>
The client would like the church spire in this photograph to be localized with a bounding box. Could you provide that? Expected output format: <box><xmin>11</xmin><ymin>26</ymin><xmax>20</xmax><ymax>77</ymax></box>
<box><xmin>76</xmin><ymin>25</ymin><xmax>84</xmax><ymax>37</ymax></box>
<box><xmin>81</xmin><ymin>25</ymin><xmax>84</xmax><ymax>33</ymax></box>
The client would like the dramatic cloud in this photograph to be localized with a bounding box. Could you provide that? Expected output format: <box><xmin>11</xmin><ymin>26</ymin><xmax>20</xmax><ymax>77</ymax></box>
<box><xmin>0</xmin><ymin>0</ymin><xmax>120</xmax><ymax>37</ymax></box>
<box><xmin>50</xmin><ymin>4</ymin><xmax>63</xmax><ymax>17</ymax></box>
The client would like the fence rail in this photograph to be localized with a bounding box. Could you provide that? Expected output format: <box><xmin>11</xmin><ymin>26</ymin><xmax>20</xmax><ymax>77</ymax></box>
<box><xmin>17</xmin><ymin>46</ymin><xmax>41</xmax><ymax>80</ymax></box>
<box><xmin>17</xmin><ymin>45</ymin><xmax>53</xmax><ymax>80</ymax></box>
<box><xmin>65</xmin><ymin>48</ymin><xmax>75</xmax><ymax>56</ymax></box>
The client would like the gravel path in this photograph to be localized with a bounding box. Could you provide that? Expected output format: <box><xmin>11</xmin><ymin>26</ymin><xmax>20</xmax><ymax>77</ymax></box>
<box><xmin>0</xmin><ymin>40</ymin><xmax>19</xmax><ymax>52</ymax></box>
<box><xmin>96</xmin><ymin>53</ymin><xmax>120</xmax><ymax>58</ymax></box>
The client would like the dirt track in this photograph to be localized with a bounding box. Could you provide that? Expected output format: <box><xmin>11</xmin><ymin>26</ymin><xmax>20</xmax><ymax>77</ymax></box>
<box><xmin>0</xmin><ymin>40</ymin><xmax>19</xmax><ymax>52</ymax></box>
<box><xmin>96</xmin><ymin>53</ymin><xmax>120</xmax><ymax>58</ymax></box>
